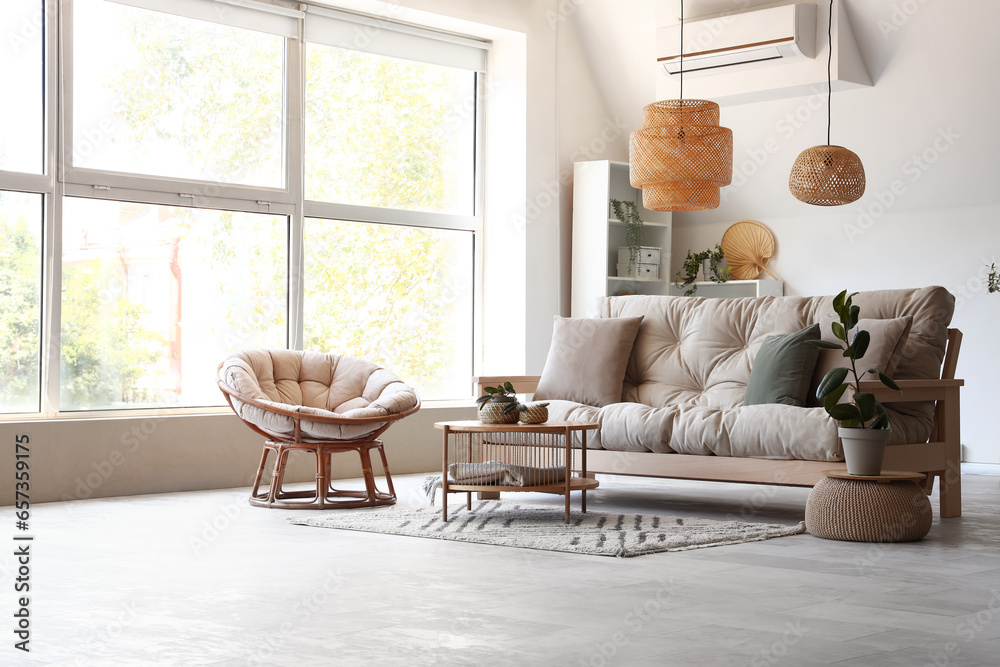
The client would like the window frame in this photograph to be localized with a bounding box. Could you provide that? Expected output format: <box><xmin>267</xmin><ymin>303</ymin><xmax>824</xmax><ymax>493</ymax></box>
<box><xmin>0</xmin><ymin>0</ymin><xmax>486</xmax><ymax>420</ymax></box>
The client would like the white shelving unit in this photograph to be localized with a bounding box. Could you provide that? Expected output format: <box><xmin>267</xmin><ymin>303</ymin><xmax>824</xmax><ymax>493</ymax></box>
<box><xmin>668</xmin><ymin>279</ymin><xmax>784</xmax><ymax>298</ymax></box>
<box><xmin>571</xmin><ymin>160</ymin><xmax>672</xmax><ymax>317</ymax></box>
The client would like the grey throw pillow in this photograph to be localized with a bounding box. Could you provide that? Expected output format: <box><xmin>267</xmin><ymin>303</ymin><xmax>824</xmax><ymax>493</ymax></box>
<box><xmin>744</xmin><ymin>324</ymin><xmax>821</xmax><ymax>407</ymax></box>
<box><xmin>534</xmin><ymin>316</ymin><xmax>644</xmax><ymax>408</ymax></box>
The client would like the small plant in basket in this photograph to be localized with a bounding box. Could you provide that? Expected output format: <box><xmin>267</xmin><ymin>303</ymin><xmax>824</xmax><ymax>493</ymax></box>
<box><xmin>477</xmin><ymin>381</ymin><xmax>520</xmax><ymax>424</ymax></box>
<box><xmin>476</xmin><ymin>382</ymin><xmax>549</xmax><ymax>424</ymax></box>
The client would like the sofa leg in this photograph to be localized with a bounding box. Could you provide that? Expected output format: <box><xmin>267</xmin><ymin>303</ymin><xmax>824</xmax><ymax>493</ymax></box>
<box><xmin>938</xmin><ymin>386</ymin><xmax>962</xmax><ymax>518</ymax></box>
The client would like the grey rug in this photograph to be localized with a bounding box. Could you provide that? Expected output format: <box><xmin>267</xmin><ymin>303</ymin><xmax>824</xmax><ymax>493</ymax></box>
<box><xmin>289</xmin><ymin>500</ymin><xmax>807</xmax><ymax>558</ymax></box>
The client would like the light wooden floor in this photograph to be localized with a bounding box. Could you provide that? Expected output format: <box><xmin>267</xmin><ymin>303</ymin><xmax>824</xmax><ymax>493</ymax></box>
<box><xmin>10</xmin><ymin>470</ymin><xmax>1000</xmax><ymax>666</ymax></box>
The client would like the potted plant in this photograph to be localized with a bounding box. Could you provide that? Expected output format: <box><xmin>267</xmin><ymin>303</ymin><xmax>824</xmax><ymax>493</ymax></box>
<box><xmin>809</xmin><ymin>290</ymin><xmax>901</xmax><ymax>475</ymax></box>
<box><xmin>987</xmin><ymin>262</ymin><xmax>999</xmax><ymax>294</ymax></box>
<box><xmin>476</xmin><ymin>382</ymin><xmax>550</xmax><ymax>424</ymax></box>
<box><xmin>674</xmin><ymin>245</ymin><xmax>731</xmax><ymax>296</ymax></box>
<box><xmin>610</xmin><ymin>199</ymin><xmax>644</xmax><ymax>277</ymax></box>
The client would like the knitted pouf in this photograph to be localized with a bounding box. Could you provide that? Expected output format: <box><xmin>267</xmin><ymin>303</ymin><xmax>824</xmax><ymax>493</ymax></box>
<box><xmin>806</xmin><ymin>475</ymin><xmax>932</xmax><ymax>542</ymax></box>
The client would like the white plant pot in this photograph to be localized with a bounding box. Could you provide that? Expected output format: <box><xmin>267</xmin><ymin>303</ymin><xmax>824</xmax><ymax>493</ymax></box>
<box><xmin>838</xmin><ymin>427</ymin><xmax>891</xmax><ymax>476</ymax></box>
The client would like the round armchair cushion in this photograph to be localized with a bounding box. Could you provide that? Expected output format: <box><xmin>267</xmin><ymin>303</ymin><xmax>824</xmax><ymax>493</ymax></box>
<box><xmin>221</xmin><ymin>349</ymin><xmax>419</xmax><ymax>442</ymax></box>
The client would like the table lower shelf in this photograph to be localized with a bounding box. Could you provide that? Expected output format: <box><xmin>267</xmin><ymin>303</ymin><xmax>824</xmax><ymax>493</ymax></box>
<box><xmin>445</xmin><ymin>477</ymin><xmax>599</xmax><ymax>495</ymax></box>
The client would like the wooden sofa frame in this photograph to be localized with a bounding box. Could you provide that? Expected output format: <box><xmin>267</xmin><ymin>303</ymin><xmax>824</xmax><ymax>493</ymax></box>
<box><xmin>477</xmin><ymin>328</ymin><xmax>964</xmax><ymax>518</ymax></box>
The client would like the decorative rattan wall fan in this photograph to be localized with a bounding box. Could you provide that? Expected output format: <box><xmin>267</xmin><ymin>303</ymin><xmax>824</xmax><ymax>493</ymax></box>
<box><xmin>720</xmin><ymin>221</ymin><xmax>779</xmax><ymax>280</ymax></box>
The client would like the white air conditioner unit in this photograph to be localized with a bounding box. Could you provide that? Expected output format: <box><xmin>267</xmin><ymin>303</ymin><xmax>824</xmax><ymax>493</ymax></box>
<box><xmin>657</xmin><ymin>3</ymin><xmax>816</xmax><ymax>75</ymax></box>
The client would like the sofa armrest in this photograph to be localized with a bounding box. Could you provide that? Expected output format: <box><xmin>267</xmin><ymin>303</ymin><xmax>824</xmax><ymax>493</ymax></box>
<box><xmin>474</xmin><ymin>376</ymin><xmax>541</xmax><ymax>395</ymax></box>
<box><xmin>856</xmin><ymin>378</ymin><xmax>964</xmax><ymax>403</ymax></box>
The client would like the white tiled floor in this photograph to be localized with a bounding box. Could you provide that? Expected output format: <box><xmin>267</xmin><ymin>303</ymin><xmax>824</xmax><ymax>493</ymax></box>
<box><xmin>9</xmin><ymin>472</ymin><xmax>1000</xmax><ymax>666</ymax></box>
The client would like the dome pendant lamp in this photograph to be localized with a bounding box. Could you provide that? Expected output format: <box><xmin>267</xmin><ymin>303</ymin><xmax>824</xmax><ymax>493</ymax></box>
<box><xmin>629</xmin><ymin>0</ymin><xmax>733</xmax><ymax>212</ymax></box>
<box><xmin>789</xmin><ymin>0</ymin><xmax>865</xmax><ymax>205</ymax></box>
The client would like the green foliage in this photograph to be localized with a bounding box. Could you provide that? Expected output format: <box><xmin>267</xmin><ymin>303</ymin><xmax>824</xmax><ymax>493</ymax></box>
<box><xmin>808</xmin><ymin>290</ymin><xmax>901</xmax><ymax>430</ymax></box>
<box><xmin>0</xmin><ymin>213</ymin><xmax>41</xmax><ymax>411</ymax></box>
<box><xmin>988</xmin><ymin>263</ymin><xmax>999</xmax><ymax>294</ymax></box>
<box><xmin>610</xmin><ymin>199</ymin><xmax>644</xmax><ymax>275</ymax></box>
<box><xmin>477</xmin><ymin>381</ymin><xmax>521</xmax><ymax>414</ymax></box>
<box><xmin>674</xmin><ymin>244</ymin><xmax>731</xmax><ymax>296</ymax></box>
<box><xmin>59</xmin><ymin>260</ymin><xmax>167</xmax><ymax>408</ymax></box>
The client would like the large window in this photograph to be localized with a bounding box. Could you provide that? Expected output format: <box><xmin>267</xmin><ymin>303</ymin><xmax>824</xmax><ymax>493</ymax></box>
<box><xmin>0</xmin><ymin>1</ymin><xmax>45</xmax><ymax>174</ymax></box>
<box><xmin>0</xmin><ymin>193</ymin><xmax>43</xmax><ymax>413</ymax></box>
<box><xmin>60</xmin><ymin>199</ymin><xmax>287</xmax><ymax>410</ymax></box>
<box><xmin>72</xmin><ymin>0</ymin><xmax>285</xmax><ymax>187</ymax></box>
<box><xmin>0</xmin><ymin>0</ymin><xmax>485</xmax><ymax>417</ymax></box>
<box><xmin>304</xmin><ymin>219</ymin><xmax>473</xmax><ymax>400</ymax></box>
<box><xmin>305</xmin><ymin>45</ymin><xmax>476</xmax><ymax>215</ymax></box>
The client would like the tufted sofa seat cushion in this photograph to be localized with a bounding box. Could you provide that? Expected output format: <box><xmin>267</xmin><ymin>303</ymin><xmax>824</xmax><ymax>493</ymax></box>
<box><xmin>221</xmin><ymin>349</ymin><xmax>419</xmax><ymax>443</ymax></box>
<box><xmin>543</xmin><ymin>287</ymin><xmax>954</xmax><ymax>462</ymax></box>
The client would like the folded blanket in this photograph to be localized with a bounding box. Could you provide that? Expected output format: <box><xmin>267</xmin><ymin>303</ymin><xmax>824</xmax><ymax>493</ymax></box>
<box><xmin>422</xmin><ymin>461</ymin><xmax>568</xmax><ymax>505</ymax></box>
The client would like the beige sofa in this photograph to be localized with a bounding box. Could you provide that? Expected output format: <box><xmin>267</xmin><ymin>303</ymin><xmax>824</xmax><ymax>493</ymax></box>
<box><xmin>479</xmin><ymin>286</ymin><xmax>964</xmax><ymax>517</ymax></box>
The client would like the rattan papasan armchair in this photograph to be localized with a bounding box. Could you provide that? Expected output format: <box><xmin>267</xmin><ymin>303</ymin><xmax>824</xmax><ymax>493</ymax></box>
<box><xmin>219</xmin><ymin>349</ymin><xmax>420</xmax><ymax>509</ymax></box>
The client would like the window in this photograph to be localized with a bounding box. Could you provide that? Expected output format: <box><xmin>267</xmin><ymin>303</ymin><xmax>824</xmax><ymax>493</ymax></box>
<box><xmin>304</xmin><ymin>219</ymin><xmax>473</xmax><ymax>400</ymax></box>
<box><xmin>0</xmin><ymin>192</ymin><xmax>43</xmax><ymax>413</ymax></box>
<box><xmin>60</xmin><ymin>199</ymin><xmax>287</xmax><ymax>410</ymax></box>
<box><xmin>1</xmin><ymin>0</ymin><xmax>487</xmax><ymax>418</ymax></box>
<box><xmin>0</xmin><ymin>1</ymin><xmax>45</xmax><ymax>174</ymax></box>
<box><xmin>305</xmin><ymin>44</ymin><xmax>476</xmax><ymax>215</ymax></box>
<box><xmin>72</xmin><ymin>0</ymin><xmax>285</xmax><ymax>187</ymax></box>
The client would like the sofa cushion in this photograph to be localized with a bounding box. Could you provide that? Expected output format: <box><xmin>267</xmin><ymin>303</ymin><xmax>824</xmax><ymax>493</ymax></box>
<box><xmin>744</xmin><ymin>324</ymin><xmax>821</xmax><ymax>407</ymax></box>
<box><xmin>534</xmin><ymin>316</ymin><xmax>643</xmax><ymax>408</ymax></box>
<box><xmin>807</xmin><ymin>316</ymin><xmax>912</xmax><ymax>407</ymax></box>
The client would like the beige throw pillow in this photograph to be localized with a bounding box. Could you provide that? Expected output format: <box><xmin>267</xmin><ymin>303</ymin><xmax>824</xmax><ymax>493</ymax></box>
<box><xmin>807</xmin><ymin>316</ymin><xmax>913</xmax><ymax>407</ymax></box>
<box><xmin>534</xmin><ymin>316</ymin><xmax>644</xmax><ymax>408</ymax></box>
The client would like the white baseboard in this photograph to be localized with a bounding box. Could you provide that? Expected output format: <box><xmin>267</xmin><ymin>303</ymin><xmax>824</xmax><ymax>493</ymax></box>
<box><xmin>962</xmin><ymin>462</ymin><xmax>1000</xmax><ymax>476</ymax></box>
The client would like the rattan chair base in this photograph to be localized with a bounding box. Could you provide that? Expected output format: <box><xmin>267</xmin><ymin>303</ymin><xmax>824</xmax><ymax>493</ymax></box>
<box><xmin>250</xmin><ymin>439</ymin><xmax>396</xmax><ymax>510</ymax></box>
<box><xmin>806</xmin><ymin>476</ymin><xmax>932</xmax><ymax>542</ymax></box>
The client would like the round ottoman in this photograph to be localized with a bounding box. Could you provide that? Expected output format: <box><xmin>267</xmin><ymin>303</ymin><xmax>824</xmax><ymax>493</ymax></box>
<box><xmin>806</xmin><ymin>470</ymin><xmax>933</xmax><ymax>542</ymax></box>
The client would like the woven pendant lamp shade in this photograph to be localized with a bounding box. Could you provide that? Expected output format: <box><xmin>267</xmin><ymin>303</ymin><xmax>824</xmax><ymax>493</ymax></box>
<box><xmin>629</xmin><ymin>99</ymin><xmax>733</xmax><ymax>212</ymax></box>
<box><xmin>789</xmin><ymin>145</ymin><xmax>866</xmax><ymax>206</ymax></box>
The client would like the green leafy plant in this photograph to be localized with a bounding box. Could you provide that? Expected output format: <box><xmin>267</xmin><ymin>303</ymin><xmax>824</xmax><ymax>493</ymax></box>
<box><xmin>674</xmin><ymin>244</ymin><xmax>731</xmax><ymax>296</ymax></box>
<box><xmin>987</xmin><ymin>263</ymin><xmax>999</xmax><ymax>294</ymax></box>
<box><xmin>476</xmin><ymin>381</ymin><xmax>521</xmax><ymax>415</ymax></box>
<box><xmin>807</xmin><ymin>290</ymin><xmax>901</xmax><ymax>429</ymax></box>
<box><xmin>610</xmin><ymin>199</ymin><xmax>644</xmax><ymax>275</ymax></box>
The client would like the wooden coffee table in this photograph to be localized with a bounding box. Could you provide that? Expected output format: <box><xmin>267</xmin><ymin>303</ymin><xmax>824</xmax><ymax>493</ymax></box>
<box><xmin>433</xmin><ymin>420</ymin><xmax>599</xmax><ymax>523</ymax></box>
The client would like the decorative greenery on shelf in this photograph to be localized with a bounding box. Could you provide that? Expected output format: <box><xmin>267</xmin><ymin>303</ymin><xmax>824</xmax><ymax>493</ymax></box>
<box><xmin>610</xmin><ymin>199</ymin><xmax>644</xmax><ymax>275</ymax></box>
<box><xmin>807</xmin><ymin>290</ymin><xmax>901</xmax><ymax>430</ymax></box>
<box><xmin>674</xmin><ymin>244</ymin><xmax>731</xmax><ymax>296</ymax></box>
<box><xmin>987</xmin><ymin>263</ymin><xmax>999</xmax><ymax>294</ymax></box>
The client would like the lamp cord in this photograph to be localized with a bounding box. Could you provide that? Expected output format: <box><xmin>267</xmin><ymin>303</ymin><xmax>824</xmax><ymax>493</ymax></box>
<box><xmin>680</xmin><ymin>0</ymin><xmax>684</xmax><ymax>100</ymax></box>
<box><xmin>827</xmin><ymin>0</ymin><xmax>832</xmax><ymax>145</ymax></box>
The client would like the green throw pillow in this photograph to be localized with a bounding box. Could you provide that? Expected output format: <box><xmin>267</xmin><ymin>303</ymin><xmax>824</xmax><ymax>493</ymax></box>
<box><xmin>744</xmin><ymin>324</ymin><xmax>821</xmax><ymax>407</ymax></box>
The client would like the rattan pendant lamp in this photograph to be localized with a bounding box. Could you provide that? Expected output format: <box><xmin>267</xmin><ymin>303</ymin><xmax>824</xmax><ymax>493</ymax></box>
<box><xmin>629</xmin><ymin>1</ymin><xmax>733</xmax><ymax>211</ymax></box>
<box><xmin>789</xmin><ymin>0</ymin><xmax>865</xmax><ymax>205</ymax></box>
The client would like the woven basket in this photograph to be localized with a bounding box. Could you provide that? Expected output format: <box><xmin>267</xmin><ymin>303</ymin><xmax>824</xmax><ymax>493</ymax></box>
<box><xmin>479</xmin><ymin>400</ymin><xmax>519</xmax><ymax>424</ymax></box>
<box><xmin>805</xmin><ymin>477</ymin><xmax>932</xmax><ymax>542</ymax></box>
<box><xmin>518</xmin><ymin>402</ymin><xmax>549</xmax><ymax>424</ymax></box>
<box><xmin>629</xmin><ymin>99</ymin><xmax>733</xmax><ymax>212</ymax></box>
<box><xmin>789</xmin><ymin>145</ymin><xmax>866</xmax><ymax>206</ymax></box>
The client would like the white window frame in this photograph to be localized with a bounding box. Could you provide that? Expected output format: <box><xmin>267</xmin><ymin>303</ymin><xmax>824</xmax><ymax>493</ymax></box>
<box><xmin>0</xmin><ymin>0</ymin><xmax>486</xmax><ymax>420</ymax></box>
